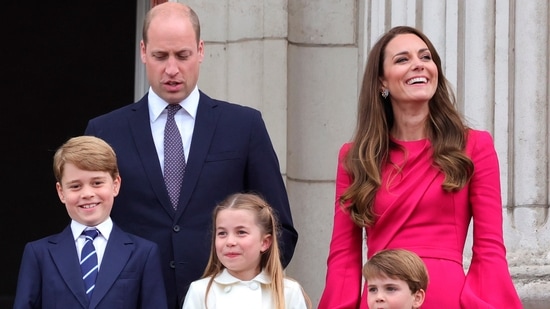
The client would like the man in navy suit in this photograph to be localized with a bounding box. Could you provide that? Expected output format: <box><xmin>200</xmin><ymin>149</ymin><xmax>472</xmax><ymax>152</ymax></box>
<box><xmin>84</xmin><ymin>3</ymin><xmax>298</xmax><ymax>308</ymax></box>
<box><xmin>13</xmin><ymin>136</ymin><xmax>167</xmax><ymax>309</ymax></box>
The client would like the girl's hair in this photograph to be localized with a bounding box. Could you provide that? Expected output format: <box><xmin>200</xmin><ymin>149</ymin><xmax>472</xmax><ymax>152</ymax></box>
<box><xmin>363</xmin><ymin>249</ymin><xmax>429</xmax><ymax>293</ymax></box>
<box><xmin>53</xmin><ymin>136</ymin><xmax>119</xmax><ymax>182</ymax></box>
<box><xmin>342</xmin><ymin>25</ymin><xmax>473</xmax><ymax>227</ymax></box>
<box><xmin>202</xmin><ymin>193</ymin><xmax>286</xmax><ymax>308</ymax></box>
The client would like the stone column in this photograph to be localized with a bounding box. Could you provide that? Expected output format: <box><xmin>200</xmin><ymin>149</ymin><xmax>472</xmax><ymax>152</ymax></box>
<box><xmin>189</xmin><ymin>0</ymin><xmax>289</xmax><ymax>172</ymax></box>
<box><xmin>285</xmin><ymin>0</ymin><xmax>359</xmax><ymax>304</ymax></box>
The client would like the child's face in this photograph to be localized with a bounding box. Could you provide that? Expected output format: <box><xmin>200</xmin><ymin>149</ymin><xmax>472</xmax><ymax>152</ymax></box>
<box><xmin>56</xmin><ymin>163</ymin><xmax>120</xmax><ymax>227</ymax></box>
<box><xmin>214</xmin><ymin>208</ymin><xmax>272</xmax><ymax>281</ymax></box>
<box><xmin>366</xmin><ymin>275</ymin><xmax>425</xmax><ymax>309</ymax></box>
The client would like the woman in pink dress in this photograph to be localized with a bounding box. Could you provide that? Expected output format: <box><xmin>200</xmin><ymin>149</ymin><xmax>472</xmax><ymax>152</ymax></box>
<box><xmin>318</xmin><ymin>26</ymin><xmax>523</xmax><ymax>308</ymax></box>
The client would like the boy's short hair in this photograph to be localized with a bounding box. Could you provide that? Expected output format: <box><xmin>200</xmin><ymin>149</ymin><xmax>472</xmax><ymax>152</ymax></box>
<box><xmin>53</xmin><ymin>136</ymin><xmax>119</xmax><ymax>182</ymax></box>
<box><xmin>363</xmin><ymin>249</ymin><xmax>429</xmax><ymax>293</ymax></box>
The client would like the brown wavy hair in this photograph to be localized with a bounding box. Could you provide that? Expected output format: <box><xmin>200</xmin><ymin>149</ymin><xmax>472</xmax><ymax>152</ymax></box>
<box><xmin>342</xmin><ymin>26</ymin><xmax>473</xmax><ymax>227</ymax></box>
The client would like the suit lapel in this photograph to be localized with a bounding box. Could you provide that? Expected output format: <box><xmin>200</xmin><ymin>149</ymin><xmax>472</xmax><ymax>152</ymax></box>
<box><xmin>50</xmin><ymin>226</ymin><xmax>89</xmax><ymax>308</ymax></box>
<box><xmin>127</xmin><ymin>93</ymin><xmax>221</xmax><ymax>217</ymax></box>
<box><xmin>176</xmin><ymin>92</ymin><xmax>219</xmax><ymax>216</ymax></box>
<box><xmin>88</xmin><ymin>225</ymin><xmax>134</xmax><ymax>309</ymax></box>
<box><xmin>127</xmin><ymin>97</ymin><xmax>174</xmax><ymax>215</ymax></box>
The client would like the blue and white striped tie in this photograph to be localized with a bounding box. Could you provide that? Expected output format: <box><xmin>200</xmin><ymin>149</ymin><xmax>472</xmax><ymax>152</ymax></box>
<box><xmin>80</xmin><ymin>229</ymin><xmax>99</xmax><ymax>298</ymax></box>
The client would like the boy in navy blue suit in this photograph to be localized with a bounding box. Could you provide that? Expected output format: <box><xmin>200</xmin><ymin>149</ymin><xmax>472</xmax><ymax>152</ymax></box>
<box><xmin>13</xmin><ymin>136</ymin><xmax>168</xmax><ymax>309</ymax></box>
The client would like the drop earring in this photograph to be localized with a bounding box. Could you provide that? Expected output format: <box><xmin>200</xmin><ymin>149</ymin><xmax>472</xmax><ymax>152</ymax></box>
<box><xmin>381</xmin><ymin>89</ymin><xmax>389</xmax><ymax>99</ymax></box>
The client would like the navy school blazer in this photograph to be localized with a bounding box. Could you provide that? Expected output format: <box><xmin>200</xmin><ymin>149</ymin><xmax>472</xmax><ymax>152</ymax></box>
<box><xmin>13</xmin><ymin>223</ymin><xmax>168</xmax><ymax>309</ymax></box>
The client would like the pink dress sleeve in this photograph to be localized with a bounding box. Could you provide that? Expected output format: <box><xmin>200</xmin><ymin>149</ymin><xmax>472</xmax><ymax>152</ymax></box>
<box><xmin>318</xmin><ymin>143</ymin><xmax>364</xmax><ymax>309</ymax></box>
<box><xmin>460</xmin><ymin>130</ymin><xmax>523</xmax><ymax>308</ymax></box>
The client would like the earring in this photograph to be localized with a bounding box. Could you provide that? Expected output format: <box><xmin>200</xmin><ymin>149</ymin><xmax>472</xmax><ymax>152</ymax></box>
<box><xmin>381</xmin><ymin>89</ymin><xmax>389</xmax><ymax>99</ymax></box>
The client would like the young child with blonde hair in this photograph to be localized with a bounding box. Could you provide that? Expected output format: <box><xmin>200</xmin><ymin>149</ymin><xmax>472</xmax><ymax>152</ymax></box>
<box><xmin>182</xmin><ymin>193</ymin><xmax>310</xmax><ymax>309</ymax></box>
<box><xmin>13</xmin><ymin>136</ymin><xmax>167</xmax><ymax>309</ymax></box>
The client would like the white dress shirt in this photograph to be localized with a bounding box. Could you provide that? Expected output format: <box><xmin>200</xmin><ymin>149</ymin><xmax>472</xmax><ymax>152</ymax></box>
<box><xmin>148</xmin><ymin>86</ymin><xmax>199</xmax><ymax>174</ymax></box>
<box><xmin>71</xmin><ymin>218</ymin><xmax>113</xmax><ymax>270</ymax></box>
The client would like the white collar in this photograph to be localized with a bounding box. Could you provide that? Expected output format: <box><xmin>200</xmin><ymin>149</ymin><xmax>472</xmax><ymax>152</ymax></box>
<box><xmin>214</xmin><ymin>268</ymin><xmax>271</xmax><ymax>285</ymax></box>
<box><xmin>147</xmin><ymin>86</ymin><xmax>200</xmax><ymax>122</ymax></box>
<box><xmin>71</xmin><ymin>217</ymin><xmax>113</xmax><ymax>241</ymax></box>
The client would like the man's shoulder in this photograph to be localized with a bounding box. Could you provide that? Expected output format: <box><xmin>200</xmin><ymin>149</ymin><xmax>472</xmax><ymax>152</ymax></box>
<box><xmin>90</xmin><ymin>101</ymin><xmax>144</xmax><ymax>121</ymax></box>
<box><xmin>200</xmin><ymin>91</ymin><xmax>259</xmax><ymax>115</ymax></box>
<box><xmin>88</xmin><ymin>94</ymin><xmax>148</xmax><ymax>123</ymax></box>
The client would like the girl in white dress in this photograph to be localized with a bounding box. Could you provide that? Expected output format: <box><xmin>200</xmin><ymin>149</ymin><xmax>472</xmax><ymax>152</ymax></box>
<box><xmin>182</xmin><ymin>193</ymin><xmax>311</xmax><ymax>309</ymax></box>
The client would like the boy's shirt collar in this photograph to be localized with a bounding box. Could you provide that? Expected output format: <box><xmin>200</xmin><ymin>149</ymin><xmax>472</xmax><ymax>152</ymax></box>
<box><xmin>70</xmin><ymin>217</ymin><xmax>113</xmax><ymax>241</ymax></box>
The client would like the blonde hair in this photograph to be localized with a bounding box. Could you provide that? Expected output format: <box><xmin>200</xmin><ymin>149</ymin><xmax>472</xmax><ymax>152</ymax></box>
<box><xmin>53</xmin><ymin>136</ymin><xmax>119</xmax><ymax>182</ymax></box>
<box><xmin>202</xmin><ymin>193</ymin><xmax>311</xmax><ymax>309</ymax></box>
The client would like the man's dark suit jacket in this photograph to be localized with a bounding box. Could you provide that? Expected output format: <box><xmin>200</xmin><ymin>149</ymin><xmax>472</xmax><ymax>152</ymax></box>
<box><xmin>84</xmin><ymin>91</ymin><xmax>298</xmax><ymax>309</ymax></box>
<box><xmin>13</xmin><ymin>224</ymin><xmax>167</xmax><ymax>309</ymax></box>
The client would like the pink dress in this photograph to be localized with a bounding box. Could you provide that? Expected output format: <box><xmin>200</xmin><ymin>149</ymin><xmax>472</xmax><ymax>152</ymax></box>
<box><xmin>319</xmin><ymin>130</ymin><xmax>522</xmax><ymax>309</ymax></box>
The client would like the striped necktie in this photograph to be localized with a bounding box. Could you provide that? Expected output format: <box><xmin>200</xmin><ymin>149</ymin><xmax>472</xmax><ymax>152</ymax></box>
<box><xmin>80</xmin><ymin>229</ymin><xmax>99</xmax><ymax>298</ymax></box>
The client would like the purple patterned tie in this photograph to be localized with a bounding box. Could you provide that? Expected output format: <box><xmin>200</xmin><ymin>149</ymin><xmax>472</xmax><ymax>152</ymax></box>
<box><xmin>164</xmin><ymin>104</ymin><xmax>186</xmax><ymax>210</ymax></box>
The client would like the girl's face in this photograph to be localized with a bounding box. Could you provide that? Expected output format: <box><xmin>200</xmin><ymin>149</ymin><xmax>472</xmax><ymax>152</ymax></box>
<box><xmin>366</xmin><ymin>275</ymin><xmax>425</xmax><ymax>309</ymax></box>
<box><xmin>215</xmin><ymin>208</ymin><xmax>272</xmax><ymax>280</ymax></box>
<box><xmin>380</xmin><ymin>33</ymin><xmax>438</xmax><ymax>107</ymax></box>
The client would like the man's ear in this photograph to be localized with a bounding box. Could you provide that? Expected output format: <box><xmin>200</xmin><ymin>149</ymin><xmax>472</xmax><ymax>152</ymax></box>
<box><xmin>412</xmin><ymin>289</ymin><xmax>426</xmax><ymax>308</ymax></box>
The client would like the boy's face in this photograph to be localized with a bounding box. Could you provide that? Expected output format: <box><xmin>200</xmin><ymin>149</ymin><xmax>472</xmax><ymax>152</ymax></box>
<box><xmin>56</xmin><ymin>163</ymin><xmax>120</xmax><ymax>227</ymax></box>
<box><xmin>366</xmin><ymin>275</ymin><xmax>425</xmax><ymax>309</ymax></box>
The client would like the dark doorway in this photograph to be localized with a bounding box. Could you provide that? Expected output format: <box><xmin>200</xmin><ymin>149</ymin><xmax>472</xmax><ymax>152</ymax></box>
<box><xmin>1</xmin><ymin>2</ymin><xmax>137</xmax><ymax>307</ymax></box>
